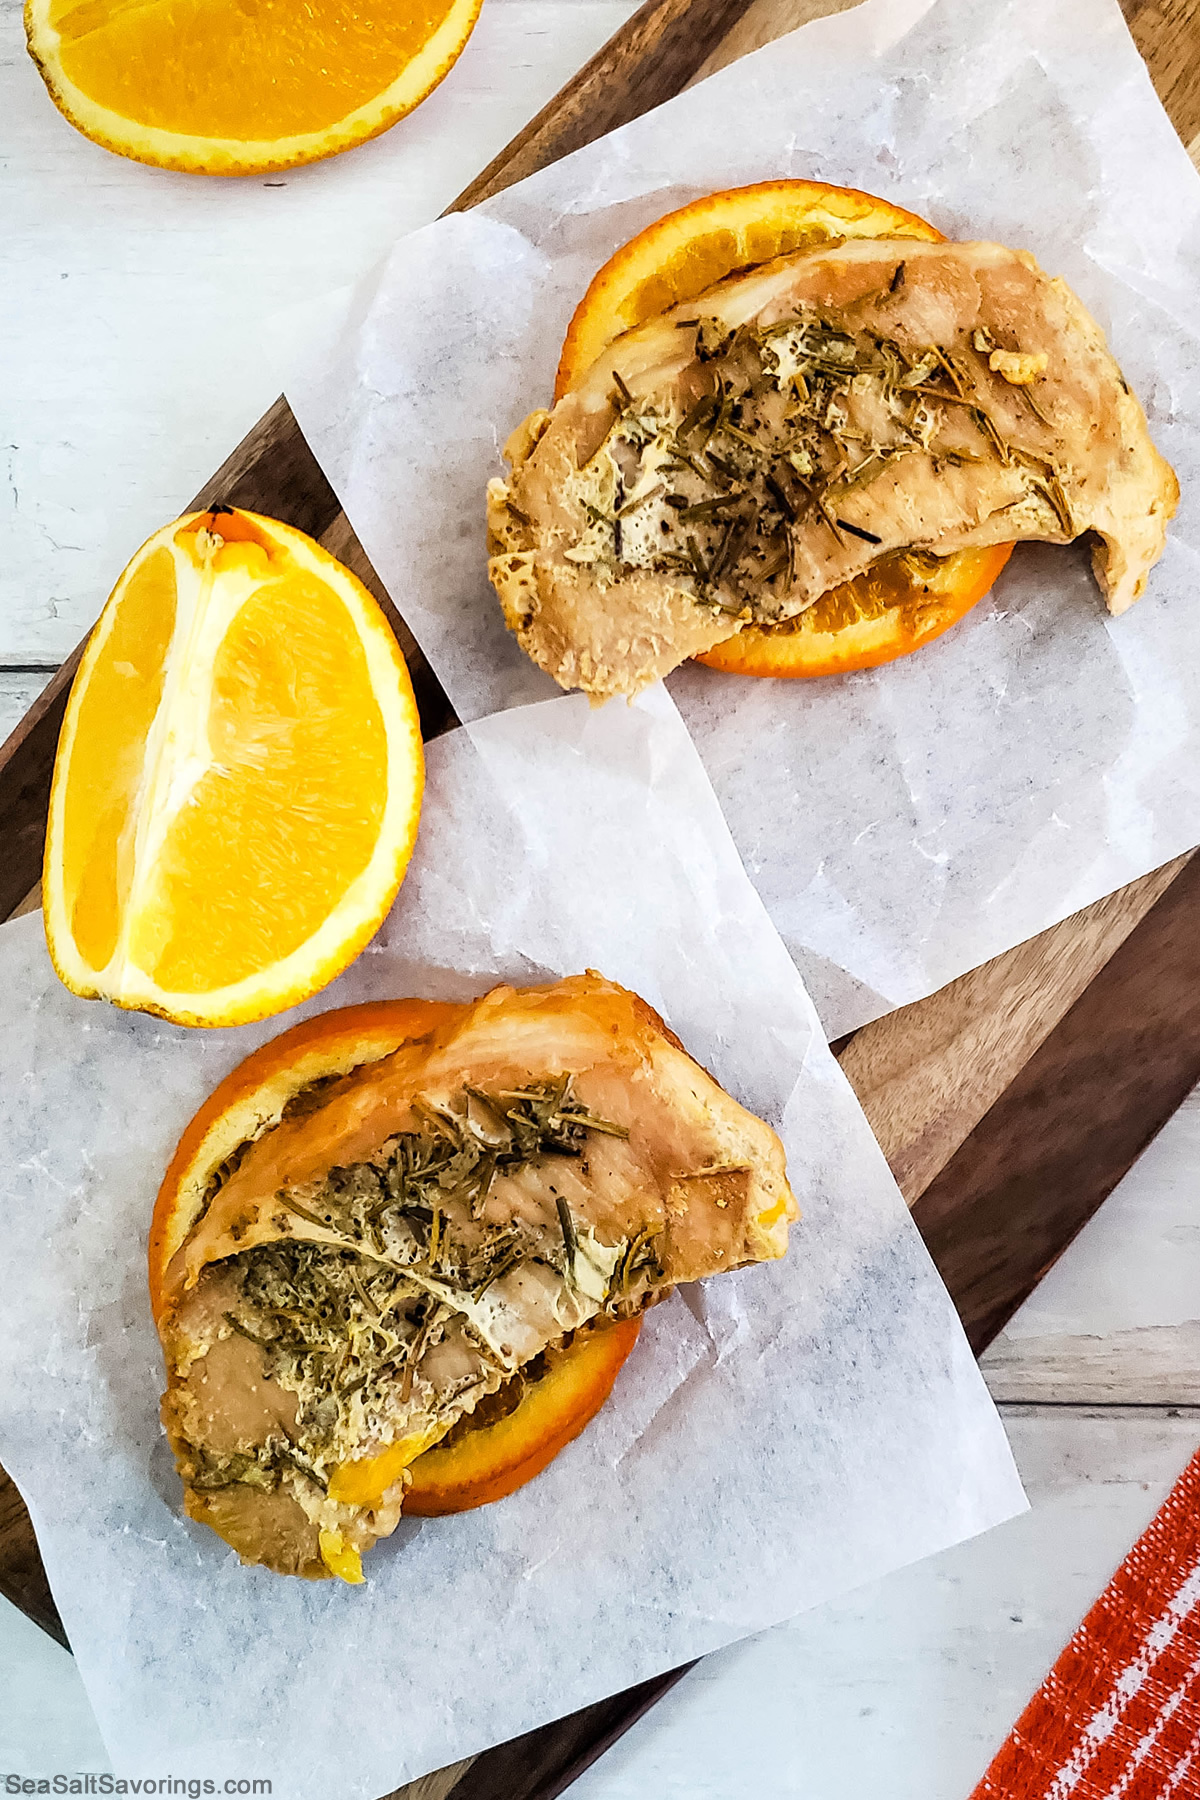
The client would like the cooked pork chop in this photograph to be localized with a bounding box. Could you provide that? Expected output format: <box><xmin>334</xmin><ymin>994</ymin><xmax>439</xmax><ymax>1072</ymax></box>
<box><xmin>159</xmin><ymin>974</ymin><xmax>797</xmax><ymax>1576</ymax></box>
<box><xmin>488</xmin><ymin>238</ymin><xmax>1178</xmax><ymax>702</ymax></box>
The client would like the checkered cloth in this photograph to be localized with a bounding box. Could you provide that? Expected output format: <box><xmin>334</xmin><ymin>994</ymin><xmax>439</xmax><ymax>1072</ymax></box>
<box><xmin>971</xmin><ymin>1448</ymin><xmax>1200</xmax><ymax>1798</ymax></box>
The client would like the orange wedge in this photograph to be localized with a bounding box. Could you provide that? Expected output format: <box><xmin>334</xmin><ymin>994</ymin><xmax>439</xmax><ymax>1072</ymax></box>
<box><xmin>24</xmin><ymin>0</ymin><xmax>483</xmax><ymax>176</ymax></box>
<box><xmin>45</xmin><ymin>507</ymin><xmax>424</xmax><ymax>1030</ymax></box>
<box><xmin>557</xmin><ymin>180</ymin><xmax>1015</xmax><ymax>678</ymax></box>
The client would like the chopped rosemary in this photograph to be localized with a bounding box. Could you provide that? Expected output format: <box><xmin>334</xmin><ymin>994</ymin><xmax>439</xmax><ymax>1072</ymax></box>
<box><xmin>556</xmin><ymin>1195</ymin><xmax>578</xmax><ymax>1281</ymax></box>
<box><xmin>553</xmin><ymin>283</ymin><xmax>1079</xmax><ymax>632</ymax></box>
<box><xmin>279</xmin><ymin>1194</ymin><xmax>341</xmax><ymax>1235</ymax></box>
<box><xmin>763</xmin><ymin>470</ymin><xmax>797</xmax><ymax>522</ymax></box>
<box><xmin>678</xmin><ymin>491</ymin><xmax>744</xmax><ymax>522</ymax></box>
<box><xmin>836</xmin><ymin>518</ymin><xmax>883</xmax><ymax>545</ymax></box>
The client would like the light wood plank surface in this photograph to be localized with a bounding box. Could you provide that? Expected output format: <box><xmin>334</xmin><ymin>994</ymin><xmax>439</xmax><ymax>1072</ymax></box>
<box><xmin>983</xmin><ymin>1327</ymin><xmax>1200</xmax><ymax>1404</ymax></box>
<box><xmin>0</xmin><ymin>673</ymin><xmax>54</xmax><ymax>747</ymax></box>
<box><xmin>569</xmin><ymin>1406</ymin><xmax>1200</xmax><ymax>1800</ymax></box>
<box><xmin>0</xmin><ymin>0</ymin><xmax>641</xmax><ymax>664</ymax></box>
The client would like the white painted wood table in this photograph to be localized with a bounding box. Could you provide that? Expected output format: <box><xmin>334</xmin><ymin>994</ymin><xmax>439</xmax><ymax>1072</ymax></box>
<box><xmin>4</xmin><ymin>0</ymin><xmax>1200</xmax><ymax>1792</ymax></box>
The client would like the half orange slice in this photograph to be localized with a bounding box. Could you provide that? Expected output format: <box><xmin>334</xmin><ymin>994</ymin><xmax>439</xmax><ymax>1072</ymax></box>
<box><xmin>557</xmin><ymin>180</ymin><xmax>1014</xmax><ymax>677</ymax></box>
<box><xmin>25</xmin><ymin>0</ymin><xmax>484</xmax><ymax>176</ymax></box>
<box><xmin>45</xmin><ymin>508</ymin><xmax>425</xmax><ymax>1029</ymax></box>
<box><xmin>697</xmin><ymin>544</ymin><xmax>1014</xmax><ymax>678</ymax></box>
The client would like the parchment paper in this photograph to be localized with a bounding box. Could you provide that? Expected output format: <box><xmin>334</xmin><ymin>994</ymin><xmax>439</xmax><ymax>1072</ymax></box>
<box><xmin>0</xmin><ymin>693</ymin><xmax>1023</xmax><ymax>1795</ymax></box>
<box><xmin>289</xmin><ymin>0</ymin><xmax>1200</xmax><ymax>1036</ymax></box>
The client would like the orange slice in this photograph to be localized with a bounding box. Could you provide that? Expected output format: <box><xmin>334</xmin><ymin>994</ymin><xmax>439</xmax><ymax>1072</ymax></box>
<box><xmin>24</xmin><ymin>0</ymin><xmax>483</xmax><ymax>176</ymax></box>
<box><xmin>45</xmin><ymin>508</ymin><xmax>425</xmax><ymax>1030</ymax></box>
<box><xmin>149</xmin><ymin>998</ymin><xmax>643</xmax><ymax>1526</ymax></box>
<box><xmin>555</xmin><ymin>179</ymin><xmax>944</xmax><ymax>401</ymax></box>
<box><xmin>697</xmin><ymin>543</ymin><xmax>1015</xmax><ymax>678</ymax></box>
<box><xmin>556</xmin><ymin>180</ymin><xmax>1014</xmax><ymax>678</ymax></box>
<box><xmin>403</xmin><ymin>1315</ymin><xmax>643</xmax><ymax>1514</ymax></box>
<box><xmin>148</xmin><ymin>998</ymin><xmax>463</xmax><ymax>1322</ymax></box>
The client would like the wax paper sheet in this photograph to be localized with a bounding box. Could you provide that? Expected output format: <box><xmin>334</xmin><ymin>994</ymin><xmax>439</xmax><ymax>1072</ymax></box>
<box><xmin>288</xmin><ymin>0</ymin><xmax>1200</xmax><ymax>1037</ymax></box>
<box><xmin>0</xmin><ymin>694</ymin><xmax>1023</xmax><ymax>1795</ymax></box>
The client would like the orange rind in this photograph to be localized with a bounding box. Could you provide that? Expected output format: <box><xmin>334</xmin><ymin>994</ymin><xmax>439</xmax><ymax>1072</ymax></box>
<box><xmin>404</xmin><ymin>1316</ymin><xmax>643</xmax><ymax>1514</ymax></box>
<box><xmin>697</xmin><ymin>544</ymin><xmax>1015</xmax><ymax>678</ymax></box>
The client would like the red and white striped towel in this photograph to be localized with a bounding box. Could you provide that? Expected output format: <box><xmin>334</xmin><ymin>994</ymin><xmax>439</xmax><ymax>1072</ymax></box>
<box><xmin>971</xmin><ymin>1447</ymin><xmax>1200</xmax><ymax>1798</ymax></box>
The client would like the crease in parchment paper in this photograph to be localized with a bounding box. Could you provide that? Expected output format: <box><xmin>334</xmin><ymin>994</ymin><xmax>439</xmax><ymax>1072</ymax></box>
<box><xmin>0</xmin><ymin>693</ymin><xmax>1022</xmax><ymax>1797</ymax></box>
<box><xmin>287</xmin><ymin>0</ymin><xmax>1200</xmax><ymax>1038</ymax></box>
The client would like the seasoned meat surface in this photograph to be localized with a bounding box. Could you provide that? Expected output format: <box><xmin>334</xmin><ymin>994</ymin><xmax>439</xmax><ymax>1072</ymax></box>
<box><xmin>159</xmin><ymin>973</ymin><xmax>797</xmax><ymax>1576</ymax></box>
<box><xmin>488</xmin><ymin>238</ymin><xmax>1178</xmax><ymax>701</ymax></box>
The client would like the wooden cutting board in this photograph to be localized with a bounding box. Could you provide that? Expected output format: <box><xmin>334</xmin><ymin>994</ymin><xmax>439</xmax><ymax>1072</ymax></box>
<box><xmin>2</xmin><ymin>0</ymin><xmax>1198</xmax><ymax>1795</ymax></box>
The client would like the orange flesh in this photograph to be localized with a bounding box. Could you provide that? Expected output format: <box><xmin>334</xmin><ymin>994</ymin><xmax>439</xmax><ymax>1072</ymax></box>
<box><xmin>132</xmin><ymin>566</ymin><xmax>387</xmax><ymax>994</ymax></box>
<box><xmin>556</xmin><ymin>180</ymin><xmax>1015</xmax><ymax>677</ymax></box>
<box><xmin>45</xmin><ymin>506</ymin><xmax>424</xmax><ymax>1028</ymax></box>
<box><xmin>404</xmin><ymin>1316</ymin><xmax>644</xmax><ymax>1514</ymax></box>
<box><xmin>50</xmin><ymin>0</ymin><xmax>462</xmax><ymax>140</ymax></box>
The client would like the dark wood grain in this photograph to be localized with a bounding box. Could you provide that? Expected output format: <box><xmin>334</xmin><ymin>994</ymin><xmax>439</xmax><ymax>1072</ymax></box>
<box><xmin>0</xmin><ymin>1473</ymin><xmax>67</xmax><ymax>1650</ymax></box>
<box><xmin>450</xmin><ymin>0</ymin><xmax>755</xmax><ymax>210</ymax></box>
<box><xmin>0</xmin><ymin>639</ymin><xmax>88</xmax><ymax>922</ymax></box>
<box><xmin>838</xmin><ymin>855</ymin><xmax>1193</xmax><ymax>1204</ymax></box>
<box><xmin>434</xmin><ymin>1667</ymin><xmax>694</xmax><ymax>1800</ymax></box>
<box><xmin>913</xmin><ymin>850</ymin><xmax>1200</xmax><ymax>1353</ymax></box>
<box><xmin>1122</xmin><ymin>0</ymin><xmax>1200</xmax><ymax>150</ymax></box>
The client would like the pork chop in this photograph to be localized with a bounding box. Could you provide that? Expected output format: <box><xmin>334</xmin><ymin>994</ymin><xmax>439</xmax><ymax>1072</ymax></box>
<box><xmin>488</xmin><ymin>238</ymin><xmax>1178</xmax><ymax>701</ymax></box>
<box><xmin>158</xmin><ymin>973</ymin><xmax>797</xmax><ymax>1575</ymax></box>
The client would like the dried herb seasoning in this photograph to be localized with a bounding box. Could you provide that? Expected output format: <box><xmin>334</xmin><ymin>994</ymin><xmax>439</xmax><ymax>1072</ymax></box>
<box><xmin>174</xmin><ymin>1077</ymin><xmax>650</xmax><ymax>1495</ymax></box>
<box><xmin>572</xmin><ymin>296</ymin><xmax>1062</xmax><ymax>624</ymax></box>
